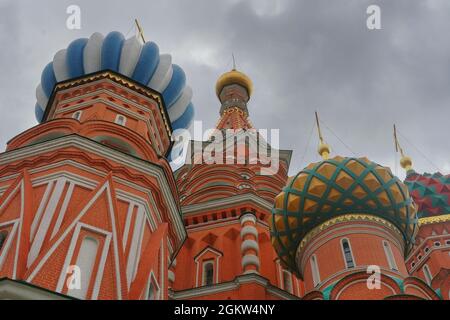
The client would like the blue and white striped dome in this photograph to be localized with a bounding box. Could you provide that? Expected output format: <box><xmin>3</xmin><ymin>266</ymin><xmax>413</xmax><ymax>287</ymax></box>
<box><xmin>35</xmin><ymin>31</ymin><xmax>194</xmax><ymax>130</ymax></box>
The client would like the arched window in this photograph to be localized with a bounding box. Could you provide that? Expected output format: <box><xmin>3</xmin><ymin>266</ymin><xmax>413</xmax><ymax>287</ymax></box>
<box><xmin>202</xmin><ymin>261</ymin><xmax>214</xmax><ymax>286</ymax></box>
<box><xmin>423</xmin><ymin>264</ymin><xmax>432</xmax><ymax>285</ymax></box>
<box><xmin>383</xmin><ymin>241</ymin><xmax>398</xmax><ymax>271</ymax></box>
<box><xmin>67</xmin><ymin>236</ymin><xmax>98</xmax><ymax>299</ymax></box>
<box><xmin>341</xmin><ymin>238</ymin><xmax>355</xmax><ymax>268</ymax></box>
<box><xmin>72</xmin><ymin>110</ymin><xmax>82</xmax><ymax>121</ymax></box>
<box><xmin>0</xmin><ymin>231</ymin><xmax>8</xmax><ymax>251</ymax></box>
<box><xmin>282</xmin><ymin>270</ymin><xmax>293</xmax><ymax>293</ymax></box>
<box><xmin>115</xmin><ymin>114</ymin><xmax>126</xmax><ymax>126</ymax></box>
<box><xmin>310</xmin><ymin>255</ymin><xmax>321</xmax><ymax>287</ymax></box>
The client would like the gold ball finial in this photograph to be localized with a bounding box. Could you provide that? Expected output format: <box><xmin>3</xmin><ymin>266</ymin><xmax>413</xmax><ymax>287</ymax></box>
<box><xmin>216</xmin><ymin>69</ymin><xmax>253</xmax><ymax>98</ymax></box>
<box><xmin>400</xmin><ymin>155</ymin><xmax>413</xmax><ymax>171</ymax></box>
<box><xmin>318</xmin><ymin>142</ymin><xmax>331</xmax><ymax>160</ymax></box>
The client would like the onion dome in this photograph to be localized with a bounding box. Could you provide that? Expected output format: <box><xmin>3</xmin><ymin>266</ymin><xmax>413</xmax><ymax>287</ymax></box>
<box><xmin>270</xmin><ymin>155</ymin><xmax>418</xmax><ymax>272</ymax></box>
<box><xmin>35</xmin><ymin>31</ymin><xmax>194</xmax><ymax>130</ymax></box>
<box><xmin>215</xmin><ymin>68</ymin><xmax>253</xmax><ymax>98</ymax></box>
<box><xmin>404</xmin><ymin>171</ymin><xmax>450</xmax><ymax>218</ymax></box>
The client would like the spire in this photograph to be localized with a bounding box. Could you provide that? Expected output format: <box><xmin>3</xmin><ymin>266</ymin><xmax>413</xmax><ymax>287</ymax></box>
<box><xmin>135</xmin><ymin>18</ymin><xmax>146</xmax><ymax>43</ymax></box>
<box><xmin>393</xmin><ymin>124</ymin><xmax>413</xmax><ymax>171</ymax></box>
<box><xmin>315</xmin><ymin>111</ymin><xmax>331</xmax><ymax>160</ymax></box>
<box><xmin>215</xmin><ymin>65</ymin><xmax>254</xmax><ymax>130</ymax></box>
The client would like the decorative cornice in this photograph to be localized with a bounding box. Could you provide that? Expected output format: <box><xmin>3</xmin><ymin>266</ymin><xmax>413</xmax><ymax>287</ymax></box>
<box><xmin>418</xmin><ymin>214</ymin><xmax>450</xmax><ymax>226</ymax></box>
<box><xmin>49</xmin><ymin>70</ymin><xmax>172</xmax><ymax>138</ymax></box>
<box><xmin>297</xmin><ymin>214</ymin><xmax>403</xmax><ymax>256</ymax></box>
<box><xmin>170</xmin><ymin>273</ymin><xmax>298</xmax><ymax>300</ymax></box>
<box><xmin>0</xmin><ymin>134</ymin><xmax>186</xmax><ymax>245</ymax></box>
<box><xmin>181</xmin><ymin>193</ymin><xmax>273</xmax><ymax>215</ymax></box>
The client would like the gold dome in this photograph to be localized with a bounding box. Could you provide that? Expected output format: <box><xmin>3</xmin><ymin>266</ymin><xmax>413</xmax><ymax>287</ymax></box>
<box><xmin>215</xmin><ymin>69</ymin><xmax>253</xmax><ymax>98</ymax></box>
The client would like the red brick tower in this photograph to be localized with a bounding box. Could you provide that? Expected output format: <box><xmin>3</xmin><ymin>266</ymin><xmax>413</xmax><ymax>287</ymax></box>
<box><xmin>171</xmin><ymin>69</ymin><xmax>303</xmax><ymax>299</ymax></box>
<box><xmin>270</xmin><ymin>124</ymin><xmax>443</xmax><ymax>300</ymax></box>
<box><xmin>0</xmin><ymin>71</ymin><xmax>186</xmax><ymax>299</ymax></box>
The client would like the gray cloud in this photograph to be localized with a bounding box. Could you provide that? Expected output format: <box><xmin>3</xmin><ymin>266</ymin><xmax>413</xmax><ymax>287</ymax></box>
<box><xmin>0</xmin><ymin>0</ymin><xmax>449</xmax><ymax>179</ymax></box>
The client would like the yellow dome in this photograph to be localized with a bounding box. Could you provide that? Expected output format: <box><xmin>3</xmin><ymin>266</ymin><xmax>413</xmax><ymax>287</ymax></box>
<box><xmin>216</xmin><ymin>69</ymin><xmax>253</xmax><ymax>98</ymax></box>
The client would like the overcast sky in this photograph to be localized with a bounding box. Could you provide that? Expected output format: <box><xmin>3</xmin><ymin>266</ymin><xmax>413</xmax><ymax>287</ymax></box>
<box><xmin>0</xmin><ymin>0</ymin><xmax>449</xmax><ymax>178</ymax></box>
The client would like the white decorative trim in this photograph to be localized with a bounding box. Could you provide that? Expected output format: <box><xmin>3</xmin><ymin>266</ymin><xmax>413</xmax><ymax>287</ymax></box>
<box><xmin>403</xmin><ymin>283</ymin><xmax>433</xmax><ymax>300</ymax></box>
<box><xmin>240</xmin><ymin>226</ymin><xmax>258</xmax><ymax>239</ymax></box>
<box><xmin>122</xmin><ymin>203</ymin><xmax>135</xmax><ymax>248</ymax></box>
<box><xmin>241</xmin><ymin>254</ymin><xmax>260</xmax><ymax>269</ymax></box>
<box><xmin>171</xmin><ymin>273</ymin><xmax>299</xmax><ymax>300</ymax></box>
<box><xmin>407</xmin><ymin>243</ymin><xmax>450</xmax><ymax>272</ymax></box>
<box><xmin>51</xmin><ymin>182</ymin><xmax>74</xmax><ymax>238</ymax></box>
<box><xmin>55</xmin><ymin>222</ymin><xmax>111</xmax><ymax>298</ymax></box>
<box><xmin>334</xmin><ymin>279</ymin><xmax>396</xmax><ymax>300</ymax></box>
<box><xmin>0</xmin><ymin>220</ymin><xmax>19</xmax><ymax>270</ymax></box>
<box><xmin>422</xmin><ymin>264</ymin><xmax>432</xmax><ymax>285</ymax></box>
<box><xmin>146</xmin><ymin>271</ymin><xmax>161</xmax><ymax>300</ymax></box>
<box><xmin>13</xmin><ymin>180</ymin><xmax>25</xmax><ymax>279</ymax></box>
<box><xmin>30</xmin><ymin>181</ymin><xmax>54</xmax><ymax>240</ymax></box>
<box><xmin>52</xmin><ymin>84</ymin><xmax>165</xmax><ymax>154</ymax></box>
<box><xmin>240</xmin><ymin>213</ymin><xmax>256</xmax><ymax>225</ymax></box>
<box><xmin>241</xmin><ymin>239</ymin><xmax>259</xmax><ymax>253</ymax></box>
<box><xmin>315</xmin><ymin>265</ymin><xmax>404</xmax><ymax>292</ymax></box>
<box><xmin>194</xmin><ymin>247</ymin><xmax>223</xmax><ymax>287</ymax></box>
<box><xmin>28</xmin><ymin>178</ymin><xmax>66</xmax><ymax>267</ymax></box>
<box><xmin>310</xmin><ymin>254</ymin><xmax>320</xmax><ymax>287</ymax></box>
<box><xmin>382</xmin><ymin>240</ymin><xmax>398</xmax><ymax>271</ymax></box>
<box><xmin>126</xmin><ymin>205</ymin><xmax>145</xmax><ymax>286</ymax></box>
<box><xmin>168</xmin><ymin>270</ymin><xmax>175</xmax><ymax>282</ymax></box>
<box><xmin>182</xmin><ymin>193</ymin><xmax>272</xmax><ymax>215</ymax></box>
<box><xmin>0</xmin><ymin>135</ymin><xmax>185</xmax><ymax>244</ymax></box>
<box><xmin>29</xmin><ymin>181</ymin><xmax>123</xmax><ymax>299</ymax></box>
<box><xmin>298</xmin><ymin>223</ymin><xmax>403</xmax><ymax>273</ymax></box>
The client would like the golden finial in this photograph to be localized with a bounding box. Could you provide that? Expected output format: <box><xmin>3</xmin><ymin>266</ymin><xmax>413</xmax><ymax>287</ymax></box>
<box><xmin>315</xmin><ymin>111</ymin><xmax>330</xmax><ymax>160</ymax></box>
<box><xmin>135</xmin><ymin>19</ymin><xmax>146</xmax><ymax>43</ymax></box>
<box><xmin>232</xmin><ymin>53</ymin><xmax>237</xmax><ymax>71</ymax></box>
<box><xmin>393</xmin><ymin>124</ymin><xmax>413</xmax><ymax>171</ymax></box>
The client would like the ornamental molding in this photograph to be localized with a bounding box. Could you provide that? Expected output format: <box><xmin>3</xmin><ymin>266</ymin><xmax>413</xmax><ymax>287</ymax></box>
<box><xmin>0</xmin><ymin>134</ymin><xmax>186</xmax><ymax>244</ymax></box>
<box><xmin>418</xmin><ymin>214</ymin><xmax>450</xmax><ymax>226</ymax></box>
<box><xmin>48</xmin><ymin>71</ymin><xmax>172</xmax><ymax>137</ymax></box>
<box><xmin>169</xmin><ymin>273</ymin><xmax>299</xmax><ymax>300</ymax></box>
<box><xmin>181</xmin><ymin>193</ymin><xmax>273</xmax><ymax>214</ymax></box>
<box><xmin>295</xmin><ymin>214</ymin><xmax>404</xmax><ymax>274</ymax></box>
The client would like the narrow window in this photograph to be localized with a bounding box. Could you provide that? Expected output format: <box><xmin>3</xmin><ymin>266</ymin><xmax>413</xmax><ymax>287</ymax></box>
<box><xmin>310</xmin><ymin>255</ymin><xmax>321</xmax><ymax>287</ymax></box>
<box><xmin>341</xmin><ymin>238</ymin><xmax>355</xmax><ymax>268</ymax></box>
<box><xmin>115</xmin><ymin>115</ymin><xmax>126</xmax><ymax>126</ymax></box>
<box><xmin>67</xmin><ymin>236</ymin><xmax>98</xmax><ymax>299</ymax></box>
<box><xmin>148</xmin><ymin>282</ymin><xmax>156</xmax><ymax>300</ymax></box>
<box><xmin>72</xmin><ymin>111</ymin><xmax>82</xmax><ymax>121</ymax></box>
<box><xmin>0</xmin><ymin>231</ymin><xmax>8</xmax><ymax>251</ymax></box>
<box><xmin>423</xmin><ymin>264</ymin><xmax>432</xmax><ymax>285</ymax></box>
<box><xmin>282</xmin><ymin>270</ymin><xmax>293</xmax><ymax>293</ymax></box>
<box><xmin>383</xmin><ymin>241</ymin><xmax>398</xmax><ymax>271</ymax></box>
<box><xmin>202</xmin><ymin>261</ymin><xmax>214</xmax><ymax>286</ymax></box>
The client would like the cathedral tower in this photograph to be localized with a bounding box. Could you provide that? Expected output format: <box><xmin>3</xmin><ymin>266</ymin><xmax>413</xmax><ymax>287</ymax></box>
<box><xmin>171</xmin><ymin>68</ymin><xmax>302</xmax><ymax>299</ymax></box>
<box><xmin>0</xmin><ymin>31</ymin><xmax>194</xmax><ymax>299</ymax></box>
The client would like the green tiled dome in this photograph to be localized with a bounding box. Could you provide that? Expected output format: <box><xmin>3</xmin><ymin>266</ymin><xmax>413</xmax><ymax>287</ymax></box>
<box><xmin>270</xmin><ymin>155</ymin><xmax>418</xmax><ymax>273</ymax></box>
